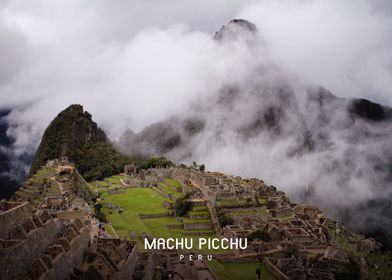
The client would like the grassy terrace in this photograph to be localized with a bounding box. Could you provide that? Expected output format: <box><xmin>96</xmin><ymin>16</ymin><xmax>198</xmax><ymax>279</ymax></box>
<box><xmin>15</xmin><ymin>165</ymin><xmax>60</xmax><ymax>207</ymax></box>
<box><xmin>215</xmin><ymin>199</ymin><xmax>253</xmax><ymax>208</ymax></box>
<box><xmin>96</xmin><ymin>176</ymin><xmax>226</xmax><ymax>252</ymax></box>
<box><xmin>229</xmin><ymin>207</ymin><xmax>268</xmax><ymax>216</ymax></box>
<box><xmin>208</xmin><ymin>261</ymin><xmax>276</xmax><ymax>280</ymax></box>
<box><xmin>165</xmin><ymin>178</ymin><xmax>182</xmax><ymax>190</ymax></box>
<box><xmin>193</xmin><ymin>205</ymin><xmax>209</xmax><ymax>212</ymax></box>
<box><xmin>94</xmin><ymin>174</ymin><xmax>133</xmax><ymax>188</ymax></box>
<box><xmin>158</xmin><ymin>182</ymin><xmax>183</xmax><ymax>199</ymax></box>
<box><xmin>93</xmin><ymin>174</ymin><xmax>280</xmax><ymax>279</ymax></box>
<box><xmin>100</xmin><ymin>188</ymin><xmax>168</xmax><ymax>242</ymax></box>
<box><xmin>277</xmin><ymin>213</ymin><xmax>294</xmax><ymax>221</ymax></box>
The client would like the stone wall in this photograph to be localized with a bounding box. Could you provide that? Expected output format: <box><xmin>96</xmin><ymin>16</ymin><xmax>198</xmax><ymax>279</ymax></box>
<box><xmin>142</xmin><ymin>254</ymin><xmax>155</xmax><ymax>280</ymax></box>
<box><xmin>264</xmin><ymin>258</ymin><xmax>289</xmax><ymax>280</ymax></box>
<box><xmin>125</xmin><ymin>245</ymin><xmax>140</xmax><ymax>277</ymax></box>
<box><xmin>139</xmin><ymin>213</ymin><xmax>170</xmax><ymax>219</ymax></box>
<box><xmin>41</xmin><ymin>222</ymin><xmax>91</xmax><ymax>280</ymax></box>
<box><xmin>183</xmin><ymin>222</ymin><xmax>212</xmax><ymax>230</ymax></box>
<box><xmin>0</xmin><ymin>202</ymin><xmax>32</xmax><ymax>239</ymax></box>
<box><xmin>0</xmin><ymin>218</ymin><xmax>59</xmax><ymax>280</ymax></box>
<box><xmin>57</xmin><ymin>209</ymin><xmax>87</xmax><ymax>221</ymax></box>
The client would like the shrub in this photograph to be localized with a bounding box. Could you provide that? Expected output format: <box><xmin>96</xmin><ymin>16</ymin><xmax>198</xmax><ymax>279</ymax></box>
<box><xmin>247</xmin><ymin>230</ymin><xmax>271</xmax><ymax>242</ymax></box>
<box><xmin>94</xmin><ymin>203</ymin><xmax>107</xmax><ymax>223</ymax></box>
<box><xmin>174</xmin><ymin>198</ymin><xmax>193</xmax><ymax>216</ymax></box>
<box><xmin>266</xmin><ymin>199</ymin><xmax>278</xmax><ymax>209</ymax></box>
<box><xmin>219</xmin><ymin>215</ymin><xmax>234</xmax><ymax>227</ymax></box>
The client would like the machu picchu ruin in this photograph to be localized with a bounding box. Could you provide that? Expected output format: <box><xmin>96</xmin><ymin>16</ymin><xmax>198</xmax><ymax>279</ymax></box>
<box><xmin>2</xmin><ymin>155</ymin><xmax>392</xmax><ymax>280</ymax></box>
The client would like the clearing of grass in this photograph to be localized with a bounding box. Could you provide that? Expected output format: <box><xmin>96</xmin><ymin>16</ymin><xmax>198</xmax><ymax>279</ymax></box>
<box><xmin>101</xmin><ymin>188</ymin><xmax>168</xmax><ymax>238</ymax></box>
<box><xmin>208</xmin><ymin>260</ymin><xmax>277</xmax><ymax>280</ymax></box>
<box><xmin>100</xmin><ymin>185</ymin><xmax>226</xmax><ymax>253</ymax></box>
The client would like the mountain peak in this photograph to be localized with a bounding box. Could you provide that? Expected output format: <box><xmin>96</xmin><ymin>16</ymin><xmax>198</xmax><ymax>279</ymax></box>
<box><xmin>29</xmin><ymin>104</ymin><xmax>129</xmax><ymax>181</ymax></box>
<box><xmin>213</xmin><ymin>19</ymin><xmax>257</xmax><ymax>41</ymax></box>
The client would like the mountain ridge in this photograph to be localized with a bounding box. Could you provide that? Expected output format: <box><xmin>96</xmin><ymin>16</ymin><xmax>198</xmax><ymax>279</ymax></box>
<box><xmin>29</xmin><ymin>104</ymin><xmax>129</xmax><ymax>181</ymax></box>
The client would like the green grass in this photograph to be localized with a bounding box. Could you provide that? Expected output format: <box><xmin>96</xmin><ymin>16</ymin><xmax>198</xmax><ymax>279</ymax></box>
<box><xmin>166</xmin><ymin>178</ymin><xmax>182</xmax><ymax>190</ymax></box>
<box><xmin>257</xmin><ymin>198</ymin><xmax>266</xmax><ymax>205</ymax></box>
<box><xmin>367</xmin><ymin>251</ymin><xmax>392</xmax><ymax>279</ymax></box>
<box><xmin>327</xmin><ymin>226</ymin><xmax>356</xmax><ymax>253</ymax></box>
<box><xmin>101</xmin><ymin>188</ymin><xmax>168</xmax><ymax>238</ymax></box>
<box><xmin>15</xmin><ymin>165</ymin><xmax>60</xmax><ymax>207</ymax></box>
<box><xmin>208</xmin><ymin>260</ymin><xmax>277</xmax><ymax>280</ymax></box>
<box><xmin>159</xmin><ymin>182</ymin><xmax>176</xmax><ymax>194</ymax></box>
<box><xmin>104</xmin><ymin>223</ymin><xmax>117</xmax><ymax>237</ymax></box>
<box><xmin>100</xmin><ymin>186</ymin><xmax>229</xmax><ymax>254</ymax></box>
<box><xmin>193</xmin><ymin>205</ymin><xmax>208</xmax><ymax>212</ymax></box>
<box><xmin>230</xmin><ymin>208</ymin><xmax>268</xmax><ymax>216</ymax></box>
<box><xmin>159</xmin><ymin>182</ymin><xmax>183</xmax><ymax>199</ymax></box>
<box><xmin>93</xmin><ymin>174</ymin><xmax>134</xmax><ymax>190</ymax></box>
<box><xmin>277</xmin><ymin>213</ymin><xmax>294</xmax><ymax>221</ymax></box>
<box><xmin>216</xmin><ymin>200</ymin><xmax>253</xmax><ymax>208</ymax></box>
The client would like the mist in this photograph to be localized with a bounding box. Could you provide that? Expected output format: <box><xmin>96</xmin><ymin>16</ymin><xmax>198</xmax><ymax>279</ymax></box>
<box><xmin>0</xmin><ymin>0</ymin><xmax>392</xmax><ymax>244</ymax></box>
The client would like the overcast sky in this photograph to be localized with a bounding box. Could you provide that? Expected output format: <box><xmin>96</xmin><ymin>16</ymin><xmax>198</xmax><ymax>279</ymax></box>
<box><xmin>0</xmin><ymin>0</ymin><xmax>391</xmax><ymax>152</ymax></box>
<box><xmin>1</xmin><ymin>1</ymin><xmax>392</xmax><ymax>234</ymax></box>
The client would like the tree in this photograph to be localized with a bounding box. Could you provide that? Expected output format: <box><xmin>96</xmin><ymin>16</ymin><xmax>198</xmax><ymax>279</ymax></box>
<box><xmin>266</xmin><ymin>199</ymin><xmax>278</xmax><ymax>209</ymax></box>
<box><xmin>334</xmin><ymin>257</ymin><xmax>360</xmax><ymax>280</ymax></box>
<box><xmin>199</xmin><ymin>164</ymin><xmax>205</xmax><ymax>172</ymax></box>
<box><xmin>247</xmin><ymin>230</ymin><xmax>271</xmax><ymax>242</ymax></box>
<box><xmin>174</xmin><ymin>198</ymin><xmax>193</xmax><ymax>216</ymax></box>
<box><xmin>94</xmin><ymin>202</ymin><xmax>107</xmax><ymax>222</ymax></box>
<box><xmin>219</xmin><ymin>215</ymin><xmax>234</xmax><ymax>227</ymax></box>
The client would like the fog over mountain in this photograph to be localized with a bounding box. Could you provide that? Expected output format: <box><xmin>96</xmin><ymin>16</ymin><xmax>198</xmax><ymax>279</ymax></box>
<box><xmin>0</xmin><ymin>0</ymin><xmax>392</xmax><ymax>245</ymax></box>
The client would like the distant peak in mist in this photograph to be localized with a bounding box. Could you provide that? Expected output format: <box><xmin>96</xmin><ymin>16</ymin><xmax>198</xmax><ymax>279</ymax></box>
<box><xmin>349</xmin><ymin>98</ymin><xmax>392</xmax><ymax>122</ymax></box>
<box><xmin>213</xmin><ymin>19</ymin><xmax>258</xmax><ymax>41</ymax></box>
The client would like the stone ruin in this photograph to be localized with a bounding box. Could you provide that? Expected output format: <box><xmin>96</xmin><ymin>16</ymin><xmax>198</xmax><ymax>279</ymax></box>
<box><xmin>166</xmin><ymin>166</ymin><xmax>384</xmax><ymax>279</ymax></box>
<box><xmin>0</xmin><ymin>198</ymin><xmax>157</xmax><ymax>280</ymax></box>
<box><xmin>123</xmin><ymin>164</ymin><xmax>137</xmax><ymax>175</ymax></box>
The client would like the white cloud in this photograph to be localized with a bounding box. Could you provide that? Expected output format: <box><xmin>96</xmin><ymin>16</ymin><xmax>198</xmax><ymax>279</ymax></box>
<box><xmin>0</xmin><ymin>0</ymin><xmax>391</xmax><ymax>235</ymax></box>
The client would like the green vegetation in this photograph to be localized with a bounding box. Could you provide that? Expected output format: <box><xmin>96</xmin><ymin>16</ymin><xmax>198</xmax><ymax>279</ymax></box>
<box><xmin>174</xmin><ymin>197</ymin><xmax>193</xmax><ymax>216</ymax></box>
<box><xmin>334</xmin><ymin>257</ymin><xmax>360</xmax><ymax>280</ymax></box>
<box><xmin>366</xmin><ymin>251</ymin><xmax>392</xmax><ymax>279</ymax></box>
<box><xmin>229</xmin><ymin>208</ymin><xmax>268</xmax><ymax>216</ymax></box>
<box><xmin>277</xmin><ymin>213</ymin><xmax>294</xmax><ymax>221</ymax></box>
<box><xmin>159</xmin><ymin>182</ymin><xmax>182</xmax><ymax>198</ymax></box>
<box><xmin>30</xmin><ymin>104</ymin><xmax>130</xmax><ymax>181</ymax></box>
<box><xmin>64</xmin><ymin>169</ymin><xmax>95</xmax><ymax>202</ymax></box>
<box><xmin>100</xmin><ymin>188</ymin><xmax>168</xmax><ymax>239</ymax></box>
<box><xmin>104</xmin><ymin>223</ymin><xmax>117</xmax><ymax>238</ymax></box>
<box><xmin>215</xmin><ymin>199</ymin><xmax>254</xmax><ymax>208</ymax></box>
<box><xmin>219</xmin><ymin>215</ymin><xmax>235</xmax><ymax>227</ymax></box>
<box><xmin>95</xmin><ymin>177</ymin><xmax>224</xmax><ymax>253</ymax></box>
<box><xmin>94</xmin><ymin>203</ymin><xmax>107</xmax><ymax>223</ymax></box>
<box><xmin>208</xmin><ymin>261</ymin><xmax>277</xmax><ymax>280</ymax></box>
<box><xmin>247</xmin><ymin>230</ymin><xmax>271</xmax><ymax>242</ymax></box>
<box><xmin>14</xmin><ymin>166</ymin><xmax>59</xmax><ymax>207</ymax></box>
<box><xmin>15</xmin><ymin>163</ymin><xmax>94</xmax><ymax>207</ymax></box>
<box><xmin>165</xmin><ymin>178</ymin><xmax>182</xmax><ymax>190</ymax></box>
<box><xmin>327</xmin><ymin>226</ymin><xmax>356</xmax><ymax>253</ymax></box>
<box><xmin>75</xmin><ymin>142</ymin><xmax>129</xmax><ymax>181</ymax></box>
<box><xmin>131</xmin><ymin>156</ymin><xmax>173</xmax><ymax>170</ymax></box>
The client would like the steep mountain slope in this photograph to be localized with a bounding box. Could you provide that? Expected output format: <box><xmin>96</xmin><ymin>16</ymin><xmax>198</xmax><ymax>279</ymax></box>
<box><xmin>30</xmin><ymin>104</ymin><xmax>129</xmax><ymax>181</ymax></box>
